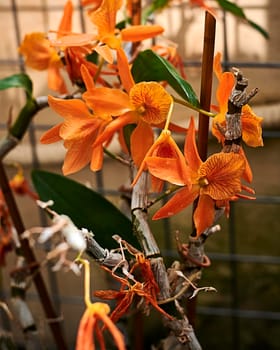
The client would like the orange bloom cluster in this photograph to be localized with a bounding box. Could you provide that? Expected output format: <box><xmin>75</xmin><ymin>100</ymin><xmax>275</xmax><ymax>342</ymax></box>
<box><xmin>18</xmin><ymin>0</ymin><xmax>164</xmax><ymax>94</ymax></box>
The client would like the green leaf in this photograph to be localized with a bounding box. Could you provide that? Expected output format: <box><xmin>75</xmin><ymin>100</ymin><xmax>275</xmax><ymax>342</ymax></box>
<box><xmin>0</xmin><ymin>73</ymin><xmax>33</xmax><ymax>98</ymax></box>
<box><xmin>132</xmin><ymin>50</ymin><xmax>200</xmax><ymax>107</ymax></box>
<box><xmin>31</xmin><ymin>170</ymin><xmax>138</xmax><ymax>250</ymax></box>
<box><xmin>216</xmin><ymin>0</ymin><xmax>269</xmax><ymax>39</ymax></box>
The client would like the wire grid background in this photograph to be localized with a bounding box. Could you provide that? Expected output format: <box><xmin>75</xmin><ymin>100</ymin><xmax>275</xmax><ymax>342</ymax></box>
<box><xmin>0</xmin><ymin>1</ymin><xmax>280</xmax><ymax>349</ymax></box>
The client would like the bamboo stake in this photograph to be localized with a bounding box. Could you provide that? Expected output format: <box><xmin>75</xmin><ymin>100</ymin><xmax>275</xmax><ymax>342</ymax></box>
<box><xmin>188</xmin><ymin>11</ymin><xmax>216</xmax><ymax>327</ymax></box>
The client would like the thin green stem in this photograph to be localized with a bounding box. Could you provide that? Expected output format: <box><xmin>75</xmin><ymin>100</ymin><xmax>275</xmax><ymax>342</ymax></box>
<box><xmin>103</xmin><ymin>147</ymin><xmax>130</xmax><ymax>166</ymax></box>
<box><xmin>172</xmin><ymin>95</ymin><xmax>216</xmax><ymax>118</ymax></box>
<box><xmin>147</xmin><ymin>184</ymin><xmax>181</xmax><ymax>208</ymax></box>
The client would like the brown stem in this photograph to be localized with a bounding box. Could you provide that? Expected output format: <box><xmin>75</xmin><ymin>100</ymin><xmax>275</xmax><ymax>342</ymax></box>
<box><xmin>131</xmin><ymin>0</ymin><xmax>142</xmax><ymax>54</ymax></box>
<box><xmin>197</xmin><ymin>12</ymin><xmax>216</xmax><ymax>161</ymax></box>
<box><xmin>0</xmin><ymin>162</ymin><xmax>68</xmax><ymax>349</ymax></box>
<box><xmin>188</xmin><ymin>11</ymin><xmax>216</xmax><ymax>327</ymax></box>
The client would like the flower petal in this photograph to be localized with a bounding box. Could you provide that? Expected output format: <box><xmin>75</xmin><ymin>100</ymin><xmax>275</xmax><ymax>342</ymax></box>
<box><xmin>94</xmin><ymin>112</ymin><xmax>136</xmax><ymax>146</ymax></box>
<box><xmin>194</xmin><ymin>195</ymin><xmax>215</xmax><ymax>237</ymax></box>
<box><xmin>116</xmin><ymin>47</ymin><xmax>135</xmax><ymax>93</ymax></box>
<box><xmin>40</xmin><ymin>123</ymin><xmax>62</xmax><ymax>144</ymax></box>
<box><xmin>83</xmin><ymin>86</ymin><xmax>131</xmax><ymax>116</ymax></box>
<box><xmin>184</xmin><ymin>117</ymin><xmax>202</xmax><ymax>172</ymax></box>
<box><xmin>89</xmin><ymin>0</ymin><xmax>122</xmax><ymax>37</ymax></box>
<box><xmin>48</xmin><ymin>95</ymin><xmax>92</xmax><ymax>120</ymax></box>
<box><xmin>121</xmin><ymin>25</ymin><xmax>164</xmax><ymax>42</ymax></box>
<box><xmin>62</xmin><ymin>137</ymin><xmax>94</xmax><ymax>175</ymax></box>
<box><xmin>241</xmin><ymin>104</ymin><xmax>263</xmax><ymax>147</ymax></box>
<box><xmin>90</xmin><ymin>144</ymin><xmax>104</xmax><ymax>171</ymax></box>
<box><xmin>153</xmin><ymin>186</ymin><xmax>198</xmax><ymax>220</ymax></box>
<box><xmin>57</xmin><ymin>0</ymin><xmax>73</xmax><ymax>34</ymax></box>
<box><xmin>216</xmin><ymin>72</ymin><xmax>235</xmax><ymax>115</ymax></box>
<box><xmin>130</xmin><ymin>121</ymin><xmax>154</xmax><ymax>167</ymax></box>
<box><xmin>146</xmin><ymin>157</ymin><xmax>187</xmax><ymax>186</ymax></box>
<box><xmin>200</xmin><ymin>152</ymin><xmax>245</xmax><ymax>200</ymax></box>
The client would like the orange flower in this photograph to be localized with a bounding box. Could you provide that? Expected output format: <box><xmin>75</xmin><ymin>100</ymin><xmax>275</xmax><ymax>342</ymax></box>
<box><xmin>87</xmin><ymin>73</ymin><xmax>174</xmax><ymax>167</ymax></box>
<box><xmin>152</xmin><ymin>117</ymin><xmax>246</xmax><ymax>237</ymax></box>
<box><xmin>76</xmin><ymin>303</ymin><xmax>125</xmax><ymax>350</ymax></box>
<box><xmin>212</xmin><ymin>53</ymin><xmax>263</xmax><ymax>148</ymax></box>
<box><xmin>18</xmin><ymin>1</ymin><xmax>73</xmax><ymax>93</ymax></box>
<box><xmin>76</xmin><ymin>259</ymin><xmax>125</xmax><ymax>350</ymax></box>
<box><xmin>52</xmin><ymin>0</ymin><xmax>163</xmax><ymax>92</ymax></box>
<box><xmin>40</xmin><ymin>96</ymin><xmax>111</xmax><ymax>175</ymax></box>
<box><xmin>132</xmin><ymin>130</ymin><xmax>191</xmax><ymax>192</ymax></box>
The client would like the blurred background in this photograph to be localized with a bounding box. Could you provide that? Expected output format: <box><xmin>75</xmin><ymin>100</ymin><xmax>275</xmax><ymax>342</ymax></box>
<box><xmin>0</xmin><ymin>1</ymin><xmax>279</xmax><ymax>349</ymax></box>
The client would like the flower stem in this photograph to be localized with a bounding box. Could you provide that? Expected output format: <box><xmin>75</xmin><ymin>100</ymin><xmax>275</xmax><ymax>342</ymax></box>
<box><xmin>172</xmin><ymin>95</ymin><xmax>215</xmax><ymax>118</ymax></box>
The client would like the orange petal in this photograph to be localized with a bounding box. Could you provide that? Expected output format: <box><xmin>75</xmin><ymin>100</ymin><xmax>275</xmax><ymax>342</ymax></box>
<box><xmin>94</xmin><ymin>112</ymin><xmax>136</xmax><ymax>146</ymax></box>
<box><xmin>239</xmin><ymin>147</ymin><xmax>253</xmax><ymax>183</ymax></box>
<box><xmin>216</xmin><ymin>72</ymin><xmax>235</xmax><ymax>115</ymax></box>
<box><xmin>90</xmin><ymin>144</ymin><xmax>104</xmax><ymax>171</ymax></box>
<box><xmin>94</xmin><ymin>43</ymin><xmax>114</xmax><ymax>63</ymax></box>
<box><xmin>89</xmin><ymin>0</ymin><xmax>122</xmax><ymax>37</ymax></box>
<box><xmin>76</xmin><ymin>309</ymin><xmax>95</xmax><ymax>350</ymax></box>
<box><xmin>57</xmin><ymin>0</ymin><xmax>73</xmax><ymax>34</ymax></box>
<box><xmin>241</xmin><ymin>104</ymin><xmax>263</xmax><ymax>147</ymax></box>
<box><xmin>121</xmin><ymin>25</ymin><xmax>164</xmax><ymax>42</ymax></box>
<box><xmin>62</xmin><ymin>137</ymin><xmax>94</xmax><ymax>175</ymax></box>
<box><xmin>194</xmin><ymin>195</ymin><xmax>215</xmax><ymax>237</ymax></box>
<box><xmin>153</xmin><ymin>186</ymin><xmax>198</xmax><ymax>220</ymax></box>
<box><xmin>81</xmin><ymin>64</ymin><xmax>95</xmax><ymax>90</ymax></box>
<box><xmin>130</xmin><ymin>121</ymin><xmax>154</xmax><ymax>167</ymax></box>
<box><xmin>83</xmin><ymin>86</ymin><xmax>131</xmax><ymax>116</ymax></box>
<box><xmin>146</xmin><ymin>157</ymin><xmax>187</xmax><ymax>186</ymax></box>
<box><xmin>48</xmin><ymin>95</ymin><xmax>92</xmax><ymax>120</ymax></box>
<box><xmin>184</xmin><ymin>117</ymin><xmax>202</xmax><ymax>172</ymax></box>
<box><xmin>97</xmin><ymin>313</ymin><xmax>126</xmax><ymax>350</ymax></box>
<box><xmin>211</xmin><ymin>113</ymin><xmax>226</xmax><ymax>143</ymax></box>
<box><xmin>116</xmin><ymin>47</ymin><xmax>135</xmax><ymax>92</ymax></box>
<box><xmin>40</xmin><ymin>123</ymin><xmax>62</xmax><ymax>144</ymax></box>
<box><xmin>200</xmin><ymin>153</ymin><xmax>245</xmax><ymax>200</ymax></box>
<box><xmin>51</xmin><ymin>33</ymin><xmax>96</xmax><ymax>47</ymax></box>
<box><xmin>213</xmin><ymin>52</ymin><xmax>223</xmax><ymax>81</ymax></box>
<box><xmin>47</xmin><ymin>65</ymin><xmax>68</xmax><ymax>94</ymax></box>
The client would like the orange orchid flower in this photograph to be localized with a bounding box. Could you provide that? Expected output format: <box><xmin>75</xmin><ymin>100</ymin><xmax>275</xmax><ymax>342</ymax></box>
<box><xmin>76</xmin><ymin>259</ymin><xmax>125</xmax><ymax>350</ymax></box>
<box><xmin>151</xmin><ymin>117</ymin><xmax>247</xmax><ymax>237</ymax></box>
<box><xmin>84</xmin><ymin>67</ymin><xmax>174</xmax><ymax>167</ymax></box>
<box><xmin>52</xmin><ymin>0</ymin><xmax>163</xmax><ymax>92</ymax></box>
<box><xmin>211</xmin><ymin>52</ymin><xmax>263</xmax><ymax>183</ymax></box>
<box><xmin>40</xmin><ymin>95</ymin><xmax>110</xmax><ymax>175</ymax></box>
<box><xmin>132</xmin><ymin>129</ymin><xmax>191</xmax><ymax>192</ymax></box>
<box><xmin>212</xmin><ymin>52</ymin><xmax>263</xmax><ymax>149</ymax></box>
<box><xmin>18</xmin><ymin>1</ymin><xmax>73</xmax><ymax>93</ymax></box>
